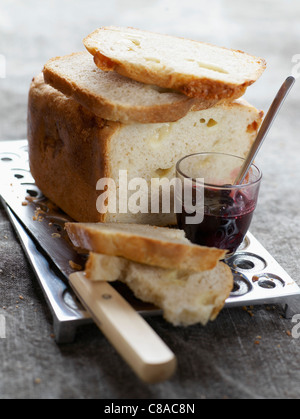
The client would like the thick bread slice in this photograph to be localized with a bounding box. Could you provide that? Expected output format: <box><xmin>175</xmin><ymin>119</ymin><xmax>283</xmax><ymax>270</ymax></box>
<box><xmin>85</xmin><ymin>252</ymin><xmax>233</xmax><ymax>327</ymax></box>
<box><xmin>65</xmin><ymin>222</ymin><xmax>226</xmax><ymax>272</ymax></box>
<box><xmin>43</xmin><ymin>52</ymin><xmax>204</xmax><ymax>124</ymax></box>
<box><xmin>84</xmin><ymin>26</ymin><xmax>266</xmax><ymax>100</ymax></box>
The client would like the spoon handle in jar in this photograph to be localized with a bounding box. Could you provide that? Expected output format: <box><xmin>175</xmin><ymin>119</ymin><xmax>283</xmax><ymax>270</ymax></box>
<box><xmin>234</xmin><ymin>76</ymin><xmax>296</xmax><ymax>185</ymax></box>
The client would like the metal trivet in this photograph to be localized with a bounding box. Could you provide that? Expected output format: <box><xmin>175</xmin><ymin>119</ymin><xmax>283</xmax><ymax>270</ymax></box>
<box><xmin>1</xmin><ymin>140</ymin><xmax>300</xmax><ymax>343</ymax></box>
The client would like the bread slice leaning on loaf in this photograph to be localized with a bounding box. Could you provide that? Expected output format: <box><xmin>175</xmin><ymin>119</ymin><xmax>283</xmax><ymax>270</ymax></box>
<box><xmin>28</xmin><ymin>75</ymin><xmax>263</xmax><ymax>225</ymax></box>
<box><xmin>84</xmin><ymin>26</ymin><xmax>266</xmax><ymax>100</ymax></box>
<box><xmin>43</xmin><ymin>51</ymin><xmax>207</xmax><ymax>124</ymax></box>
<box><xmin>65</xmin><ymin>222</ymin><xmax>226</xmax><ymax>272</ymax></box>
<box><xmin>84</xmin><ymin>252</ymin><xmax>233</xmax><ymax>327</ymax></box>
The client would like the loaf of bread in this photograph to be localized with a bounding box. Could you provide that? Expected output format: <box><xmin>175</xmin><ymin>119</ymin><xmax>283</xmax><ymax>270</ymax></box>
<box><xmin>28</xmin><ymin>74</ymin><xmax>263</xmax><ymax>225</ymax></box>
<box><xmin>43</xmin><ymin>51</ymin><xmax>207</xmax><ymax>124</ymax></box>
<box><xmin>65</xmin><ymin>222</ymin><xmax>226</xmax><ymax>272</ymax></box>
<box><xmin>82</xmin><ymin>252</ymin><xmax>233</xmax><ymax>327</ymax></box>
<box><xmin>84</xmin><ymin>26</ymin><xmax>266</xmax><ymax>101</ymax></box>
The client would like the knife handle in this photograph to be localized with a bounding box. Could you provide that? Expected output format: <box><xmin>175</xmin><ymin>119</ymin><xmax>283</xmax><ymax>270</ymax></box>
<box><xmin>69</xmin><ymin>272</ymin><xmax>177</xmax><ymax>383</ymax></box>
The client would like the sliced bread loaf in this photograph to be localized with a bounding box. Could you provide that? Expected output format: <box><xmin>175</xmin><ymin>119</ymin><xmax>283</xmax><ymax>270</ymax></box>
<box><xmin>65</xmin><ymin>222</ymin><xmax>226</xmax><ymax>272</ymax></box>
<box><xmin>84</xmin><ymin>26</ymin><xmax>266</xmax><ymax>100</ymax></box>
<box><xmin>84</xmin><ymin>252</ymin><xmax>233</xmax><ymax>326</ymax></box>
<box><xmin>28</xmin><ymin>75</ymin><xmax>263</xmax><ymax>225</ymax></box>
<box><xmin>43</xmin><ymin>52</ymin><xmax>205</xmax><ymax>123</ymax></box>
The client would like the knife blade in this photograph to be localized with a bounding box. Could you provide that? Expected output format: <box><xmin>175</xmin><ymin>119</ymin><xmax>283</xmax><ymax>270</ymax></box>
<box><xmin>1</xmin><ymin>182</ymin><xmax>86</xmax><ymax>281</ymax></box>
<box><xmin>3</xmin><ymin>203</ymin><xmax>91</xmax><ymax>343</ymax></box>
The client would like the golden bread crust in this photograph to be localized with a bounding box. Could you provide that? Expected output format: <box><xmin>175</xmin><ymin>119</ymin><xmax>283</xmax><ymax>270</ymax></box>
<box><xmin>94</xmin><ymin>51</ymin><xmax>250</xmax><ymax>101</ymax></box>
<box><xmin>27</xmin><ymin>73</ymin><xmax>119</xmax><ymax>222</ymax></box>
<box><xmin>43</xmin><ymin>52</ymin><xmax>207</xmax><ymax>124</ymax></box>
<box><xmin>86</xmin><ymin>27</ymin><xmax>266</xmax><ymax>102</ymax></box>
<box><xmin>65</xmin><ymin>222</ymin><xmax>226</xmax><ymax>272</ymax></box>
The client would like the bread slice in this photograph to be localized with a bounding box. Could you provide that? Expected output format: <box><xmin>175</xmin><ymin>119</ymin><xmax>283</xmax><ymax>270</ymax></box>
<box><xmin>28</xmin><ymin>75</ymin><xmax>263</xmax><ymax>225</ymax></box>
<box><xmin>43</xmin><ymin>52</ymin><xmax>205</xmax><ymax>124</ymax></box>
<box><xmin>84</xmin><ymin>252</ymin><xmax>233</xmax><ymax>326</ymax></box>
<box><xmin>84</xmin><ymin>26</ymin><xmax>266</xmax><ymax>100</ymax></box>
<box><xmin>65</xmin><ymin>222</ymin><xmax>226</xmax><ymax>272</ymax></box>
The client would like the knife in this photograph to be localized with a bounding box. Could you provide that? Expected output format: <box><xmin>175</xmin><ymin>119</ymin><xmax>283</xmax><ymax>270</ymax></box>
<box><xmin>0</xmin><ymin>181</ymin><xmax>177</xmax><ymax>383</ymax></box>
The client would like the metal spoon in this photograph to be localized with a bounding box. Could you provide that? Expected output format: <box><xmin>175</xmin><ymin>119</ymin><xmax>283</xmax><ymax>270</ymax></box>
<box><xmin>234</xmin><ymin>76</ymin><xmax>296</xmax><ymax>185</ymax></box>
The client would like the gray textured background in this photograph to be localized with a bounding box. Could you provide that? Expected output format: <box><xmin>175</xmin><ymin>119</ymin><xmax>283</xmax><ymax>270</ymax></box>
<box><xmin>0</xmin><ymin>0</ymin><xmax>300</xmax><ymax>399</ymax></box>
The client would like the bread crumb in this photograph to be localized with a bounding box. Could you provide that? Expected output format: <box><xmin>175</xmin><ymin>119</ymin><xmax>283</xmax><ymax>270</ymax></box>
<box><xmin>286</xmin><ymin>330</ymin><xmax>292</xmax><ymax>337</ymax></box>
<box><xmin>26</xmin><ymin>195</ymin><xmax>35</xmax><ymax>202</ymax></box>
<box><xmin>254</xmin><ymin>335</ymin><xmax>262</xmax><ymax>345</ymax></box>
<box><xmin>51</xmin><ymin>233</ymin><xmax>61</xmax><ymax>238</ymax></box>
<box><xmin>69</xmin><ymin>260</ymin><xmax>83</xmax><ymax>271</ymax></box>
<box><xmin>33</xmin><ymin>207</ymin><xmax>45</xmax><ymax>222</ymax></box>
<box><xmin>34</xmin><ymin>378</ymin><xmax>41</xmax><ymax>384</ymax></box>
<box><xmin>21</xmin><ymin>201</ymin><xmax>28</xmax><ymax>206</ymax></box>
<box><xmin>243</xmin><ymin>306</ymin><xmax>254</xmax><ymax>317</ymax></box>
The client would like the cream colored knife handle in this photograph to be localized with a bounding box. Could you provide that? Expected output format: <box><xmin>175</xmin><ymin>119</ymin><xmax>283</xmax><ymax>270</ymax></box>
<box><xmin>69</xmin><ymin>272</ymin><xmax>177</xmax><ymax>383</ymax></box>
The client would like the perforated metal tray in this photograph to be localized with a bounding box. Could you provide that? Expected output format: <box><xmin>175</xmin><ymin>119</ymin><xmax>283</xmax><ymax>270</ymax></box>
<box><xmin>1</xmin><ymin>140</ymin><xmax>300</xmax><ymax>343</ymax></box>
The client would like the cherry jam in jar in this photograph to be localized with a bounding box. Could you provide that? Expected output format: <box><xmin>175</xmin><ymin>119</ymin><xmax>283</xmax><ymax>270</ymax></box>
<box><xmin>176</xmin><ymin>152</ymin><xmax>262</xmax><ymax>256</ymax></box>
<box><xmin>177</xmin><ymin>187</ymin><xmax>256</xmax><ymax>255</ymax></box>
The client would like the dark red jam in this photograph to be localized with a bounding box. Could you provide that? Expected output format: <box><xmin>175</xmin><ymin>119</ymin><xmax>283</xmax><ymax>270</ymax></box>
<box><xmin>177</xmin><ymin>186</ymin><xmax>256</xmax><ymax>255</ymax></box>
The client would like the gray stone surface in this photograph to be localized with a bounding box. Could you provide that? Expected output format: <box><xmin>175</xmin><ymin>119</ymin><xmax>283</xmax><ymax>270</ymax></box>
<box><xmin>0</xmin><ymin>0</ymin><xmax>300</xmax><ymax>399</ymax></box>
